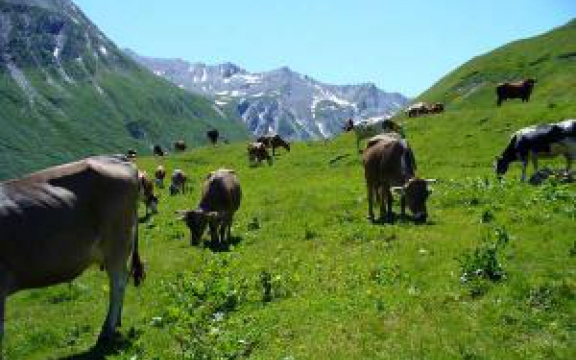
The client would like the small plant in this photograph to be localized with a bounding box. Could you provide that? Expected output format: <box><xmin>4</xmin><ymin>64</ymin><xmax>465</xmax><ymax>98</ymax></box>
<box><xmin>247</xmin><ymin>216</ymin><xmax>261</xmax><ymax>231</ymax></box>
<box><xmin>458</xmin><ymin>226</ymin><xmax>510</xmax><ymax>284</ymax></box>
<box><xmin>260</xmin><ymin>270</ymin><xmax>273</xmax><ymax>303</ymax></box>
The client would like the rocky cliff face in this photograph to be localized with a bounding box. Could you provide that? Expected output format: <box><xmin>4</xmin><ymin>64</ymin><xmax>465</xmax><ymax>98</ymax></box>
<box><xmin>128</xmin><ymin>50</ymin><xmax>409</xmax><ymax>140</ymax></box>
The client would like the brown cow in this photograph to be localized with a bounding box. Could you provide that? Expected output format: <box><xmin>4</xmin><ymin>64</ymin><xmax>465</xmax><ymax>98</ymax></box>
<box><xmin>428</xmin><ymin>103</ymin><xmax>444</xmax><ymax>114</ymax></box>
<box><xmin>0</xmin><ymin>155</ymin><xmax>144</xmax><ymax>352</ymax></box>
<box><xmin>247</xmin><ymin>142</ymin><xmax>273</xmax><ymax>166</ymax></box>
<box><xmin>406</xmin><ymin>102</ymin><xmax>430</xmax><ymax>118</ymax></box>
<box><xmin>496</xmin><ymin>79</ymin><xmax>536</xmax><ymax>106</ymax></box>
<box><xmin>174</xmin><ymin>140</ymin><xmax>187</xmax><ymax>152</ymax></box>
<box><xmin>256</xmin><ymin>134</ymin><xmax>290</xmax><ymax>156</ymax></box>
<box><xmin>363</xmin><ymin>135</ymin><xmax>435</xmax><ymax>223</ymax></box>
<box><xmin>177</xmin><ymin>169</ymin><xmax>241</xmax><ymax>246</ymax></box>
<box><xmin>170</xmin><ymin>169</ymin><xmax>188</xmax><ymax>195</ymax></box>
<box><xmin>139</xmin><ymin>171</ymin><xmax>158</xmax><ymax>216</ymax></box>
<box><xmin>154</xmin><ymin>165</ymin><xmax>166</xmax><ymax>189</ymax></box>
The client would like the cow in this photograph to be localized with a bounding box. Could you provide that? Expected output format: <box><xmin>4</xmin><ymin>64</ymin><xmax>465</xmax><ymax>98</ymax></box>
<box><xmin>153</xmin><ymin>145</ymin><xmax>165</xmax><ymax>157</ymax></box>
<box><xmin>174</xmin><ymin>140</ymin><xmax>187</xmax><ymax>152</ymax></box>
<box><xmin>354</xmin><ymin>118</ymin><xmax>404</xmax><ymax>153</ymax></box>
<box><xmin>207</xmin><ymin>129</ymin><xmax>219</xmax><ymax>145</ymax></box>
<box><xmin>0</xmin><ymin>155</ymin><xmax>145</xmax><ymax>353</ymax></box>
<box><xmin>406</xmin><ymin>102</ymin><xmax>430</xmax><ymax>118</ymax></box>
<box><xmin>256</xmin><ymin>134</ymin><xmax>290</xmax><ymax>156</ymax></box>
<box><xmin>170</xmin><ymin>169</ymin><xmax>188</xmax><ymax>195</ymax></box>
<box><xmin>342</xmin><ymin>118</ymin><xmax>355</xmax><ymax>132</ymax></box>
<box><xmin>247</xmin><ymin>142</ymin><xmax>273</xmax><ymax>166</ymax></box>
<box><xmin>139</xmin><ymin>171</ymin><xmax>158</xmax><ymax>216</ymax></box>
<box><xmin>177</xmin><ymin>169</ymin><xmax>241</xmax><ymax>247</ymax></box>
<box><xmin>495</xmin><ymin>119</ymin><xmax>576</xmax><ymax>181</ymax></box>
<box><xmin>428</xmin><ymin>103</ymin><xmax>444</xmax><ymax>114</ymax></box>
<box><xmin>154</xmin><ymin>165</ymin><xmax>166</xmax><ymax>189</ymax></box>
<box><xmin>126</xmin><ymin>149</ymin><xmax>137</xmax><ymax>159</ymax></box>
<box><xmin>363</xmin><ymin>135</ymin><xmax>435</xmax><ymax>224</ymax></box>
<box><xmin>496</xmin><ymin>79</ymin><xmax>536</xmax><ymax>106</ymax></box>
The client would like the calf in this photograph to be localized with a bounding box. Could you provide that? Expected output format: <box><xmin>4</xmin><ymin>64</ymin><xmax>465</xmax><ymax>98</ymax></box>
<box><xmin>139</xmin><ymin>171</ymin><xmax>159</xmax><ymax>216</ymax></box>
<box><xmin>177</xmin><ymin>169</ymin><xmax>241</xmax><ymax>246</ymax></box>
<box><xmin>247</xmin><ymin>142</ymin><xmax>273</xmax><ymax>166</ymax></box>
<box><xmin>154</xmin><ymin>165</ymin><xmax>166</xmax><ymax>189</ymax></box>
<box><xmin>153</xmin><ymin>145</ymin><xmax>165</xmax><ymax>157</ymax></box>
<box><xmin>170</xmin><ymin>169</ymin><xmax>188</xmax><ymax>195</ymax></box>
<box><xmin>207</xmin><ymin>129</ymin><xmax>219</xmax><ymax>145</ymax></box>
<box><xmin>363</xmin><ymin>135</ymin><xmax>435</xmax><ymax>223</ymax></box>
<box><xmin>0</xmin><ymin>155</ymin><xmax>144</xmax><ymax>353</ymax></box>
<box><xmin>495</xmin><ymin>119</ymin><xmax>576</xmax><ymax>181</ymax></box>
<box><xmin>174</xmin><ymin>140</ymin><xmax>187</xmax><ymax>152</ymax></box>
<box><xmin>496</xmin><ymin>79</ymin><xmax>536</xmax><ymax>106</ymax></box>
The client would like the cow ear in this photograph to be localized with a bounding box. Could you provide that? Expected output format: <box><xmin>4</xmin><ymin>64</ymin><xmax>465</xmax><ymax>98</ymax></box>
<box><xmin>391</xmin><ymin>186</ymin><xmax>405</xmax><ymax>194</ymax></box>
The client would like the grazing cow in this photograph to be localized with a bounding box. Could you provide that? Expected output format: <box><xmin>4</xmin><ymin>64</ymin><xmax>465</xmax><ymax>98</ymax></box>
<box><xmin>153</xmin><ymin>145</ymin><xmax>165</xmax><ymax>157</ymax></box>
<box><xmin>256</xmin><ymin>134</ymin><xmax>290</xmax><ymax>156</ymax></box>
<box><xmin>496</xmin><ymin>79</ymin><xmax>536</xmax><ymax>106</ymax></box>
<box><xmin>174</xmin><ymin>140</ymin><xmax>187</xmax><ymax>152</ymax></box>
<box><xmin>406</xmin><ymin>102</ymin><xmax>430</xmax><ymax>118</ymax></box>
<box><xmin>428</xmin><ymin>103</ymin><xmax>444</xmax><ymax>114</ymax></box>
<box><xmin>495</xmin><ymin>119</ymin><xmax>576</xmax><ymax>181</ymax></box>
<box><xmin>139</xmin><ymin>171</ymin><xmax>158</xmax><ymax>216</ymax></box>
<box><xmin>154</xmin><ymin>165</ymin><xmax>166</xmax><ymax>189</ymax></box>
<box><xmin>127</xmin><ymin>149</ymin><xmax>137</xmax><ymax>159</ymax></box>
<box><xmin>207</xmin><ymin>129</ymin><xmax>219</xmax><ymax>145</ymax></box>
<box><xmin>354</xmin><ymin>118</ymin><xmax>403</xmax><ymax>152</ymax></box>
<box><xmin>363</xmin><ymin>135</ymin><xmax>435</xmax><ymax>223</ymax></box>
<box><xmin>0</xmin><ymin>156</ymin><xmax>145</xmax><ymax>352</ymax></box>
<box><xmin>342</xmin><ymin>118</ymin><xmax>355</xmax><ymax>132</ymax></box>
<box><xmin>247</xmin><ymin>142</ymin><xmax>273</xmax><ymax>166</ymax></box>
<box><xmin>170</xmin><ymin>169</ymin><xmax>188</xmax><ymax>195</ymax></box>
<box><xmin>177</xmin><ymin>169</ymin><xmax>241</xmax><ymax>246</ymax></box>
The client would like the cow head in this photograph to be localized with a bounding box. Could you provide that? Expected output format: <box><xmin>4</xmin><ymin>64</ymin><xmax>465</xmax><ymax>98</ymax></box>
<box><xmin>392</xmin><ymin>178</ymin><xmax>435</xmax><ymax>223</ymax></box>
<box><xmin>494</xmin><ymin>156</ymin><xmax>509</xmax><ymax>177</ymax></box>
<box><xmin>177</xmin><ymin>209</ymin><xmax>221</xmax><ymax>245</ymax></box>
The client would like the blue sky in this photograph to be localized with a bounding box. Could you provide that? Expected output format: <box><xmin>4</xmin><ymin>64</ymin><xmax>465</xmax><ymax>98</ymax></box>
<box><xmin>74</xmin><ymin>0</ymin><xmax>575</xmax><ymax>97</ymax></box>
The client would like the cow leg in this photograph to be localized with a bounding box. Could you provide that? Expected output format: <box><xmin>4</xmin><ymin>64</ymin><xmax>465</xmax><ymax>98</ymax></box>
<box><xmin>399</xmin><ymin>195</ymin><xmax>407</xmax><ymax>221</ymax></box>
<box><xmin>367</xmin><ymin>185</ymin><xmax>375</xmax><ymax>222</ymax></box>
<box><xmin>520</xmin><ymin>156</ymin><xmax>528</xmax><ymax>181</ymax></box>
<box><xmin>209</xmin><ymin>222</ymin><xmax>219</xmax><ymax>244</ymax></box>
<box><xmin>384</xmin><ymin>189</ymin><xmax>394</xmax><ymax>223</ymax></box>
<box><xmin>565</xmin><ymin>155</ymin><xmax>573</xmax><ymax>175</ymax></box>
<box><xmin>99</xmin><ymin>268</ymin><xmax>128</xmax><ymax>343</ymax></box>
<box><xmin>0</xmin><ymin>291</ymin><xmax>5</xmax><ymax>358</ymax></box>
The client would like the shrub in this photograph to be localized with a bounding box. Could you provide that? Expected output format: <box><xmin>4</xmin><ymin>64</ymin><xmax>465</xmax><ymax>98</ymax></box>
<box><xmin>458</xmin><ymin>226</ymin><xmax>510</xmax><ymax>284</ymax></box>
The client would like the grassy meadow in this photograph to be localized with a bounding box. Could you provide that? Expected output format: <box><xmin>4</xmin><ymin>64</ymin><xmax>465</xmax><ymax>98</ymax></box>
<box><xmin>4</xmin><ymin>100</ymin><xmax>575</xmax><ymax>359</ymax></box>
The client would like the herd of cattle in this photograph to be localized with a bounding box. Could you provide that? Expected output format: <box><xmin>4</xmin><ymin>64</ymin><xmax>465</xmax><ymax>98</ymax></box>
<box><xmin>0</xmin><ymin>77</ymin><xmax>575</xmax><ymax>356</ymax></box>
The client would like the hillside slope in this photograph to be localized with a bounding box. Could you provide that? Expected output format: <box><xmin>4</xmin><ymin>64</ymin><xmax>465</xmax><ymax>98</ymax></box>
<box><xmin>395</xmin><ymin>18</ymin><xmax>576</xmax><ymax>172</ymax></box>
<box><xmin>0</xmin><ymin>0</ymin><xmax>247</xmax><ymax>180</ymax></box>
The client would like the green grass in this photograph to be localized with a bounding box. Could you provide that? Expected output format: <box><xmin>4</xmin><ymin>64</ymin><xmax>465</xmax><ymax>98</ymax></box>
<box><xmin>4</xmin><ymin>132</ymin><xmax>575</xmax><ymax>359</ymax></box>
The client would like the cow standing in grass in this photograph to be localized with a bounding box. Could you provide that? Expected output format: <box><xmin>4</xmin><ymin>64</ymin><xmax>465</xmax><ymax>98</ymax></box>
<box><xmin>154</xmin><ymin>165</ymin><xmax>166</xmax><ymax>189</ymax></box>
<box><xmin>0</xmin><ymin>156</ymin><xmax>145</xmax><ymax>354</ymax></box>
<box><xmin>496</xmin><ymin>79</ymin><xmax>536</xmax><ymax>106</ymax></box>
<box><xmin>256</xmin><ymin>135</ymin><xmax>290</xmax><ymax>156</ymax></box>
<box><xmin>207</xmin><ymin>129</ymin><xmax>219</xmax><ymax>145</ymax></box>
<box><xmin>247</xmin><ymin>142</ymin><xmax>273</xmax><ymax>166</ymax></box>
<box><xmin>174</xmin><ymin>140</ymin><xmax>187</xmax><ymax>152</ymax></box>
<box><xmin>139</xmin><ymin>171</ymin><xmax>159</xmax><ymax>216</ymax></box>
<box><xmin>170</xmin><ymin>169</ymin><xmax>188</xmax><ymax>195</ymax></box>
<box><xmin>495</xmin><ymin>119</ymin><xmax>576</xmax><ymax>181</ymax></box>
<box><xmin>177</xmin><ymin>169</ymin><xmax>241</xmax><ymax>247</ymax></box>
<box><xmin>363</xmin><ymin>135</ymin><xmax>435</xmax><ymax>223</ymax></box>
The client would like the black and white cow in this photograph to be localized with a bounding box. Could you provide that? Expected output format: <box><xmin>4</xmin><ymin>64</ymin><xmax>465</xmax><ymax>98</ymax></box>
<box><xmin>495</xmin><ymin>119</ymin><xmax>576</xmax><ymax>181</ymax></box>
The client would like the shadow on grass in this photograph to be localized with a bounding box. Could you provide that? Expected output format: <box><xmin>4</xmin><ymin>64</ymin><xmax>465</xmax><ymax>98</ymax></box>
<box><xmin>58</xmin><ymin>329</ymin><xmax>140</xmax><ymax>360</ymax></box>
<box><xmin>201</xmin><ymin>235</ymin><xmax>243</xmax><ymax>252</ymax></box>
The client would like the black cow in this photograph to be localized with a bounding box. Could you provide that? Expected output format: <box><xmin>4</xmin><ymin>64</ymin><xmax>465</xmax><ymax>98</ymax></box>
<box><xmin>153</xmin><ymin>145</ymin><xmax>165</xmax><ymax>157</ymax></box>
<box><xmin>495</xmin><ymin>119</ymin><xmax>576</xmax><ymax>181</ymax></box>
<box><xmin>207</xmin><ymin>129</ymin><xmax>219</xmax><ymax>145</ymax></box>
<box><xmin>496</xmin><ymin>79</ymin><xmax>536</xmax><ymax>106</ymax></box>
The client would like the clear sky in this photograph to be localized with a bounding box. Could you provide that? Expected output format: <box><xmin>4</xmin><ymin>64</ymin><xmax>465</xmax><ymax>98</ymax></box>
<box><xmin>73</xmin><ymin>0</ymin><xmax>575</xmax><ymax>97</ymax></box>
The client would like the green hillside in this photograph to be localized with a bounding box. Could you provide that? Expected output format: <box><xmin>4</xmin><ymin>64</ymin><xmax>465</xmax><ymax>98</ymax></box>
<box><xmin>0</xmin><ymin>0</ymin><xmax>248</xmax><ymax>180</ymax></box>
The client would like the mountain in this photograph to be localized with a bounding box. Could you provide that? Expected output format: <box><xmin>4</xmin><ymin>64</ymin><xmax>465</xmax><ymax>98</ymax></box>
<box><xmin>0</xmin><ymin>0</ymin><xmax>247</xmax><ymax>180</ymax></box>
<box><xmin>127</xmin><ymin>50</ymin><xmax>409</xmax><ymax>140</ymax></box>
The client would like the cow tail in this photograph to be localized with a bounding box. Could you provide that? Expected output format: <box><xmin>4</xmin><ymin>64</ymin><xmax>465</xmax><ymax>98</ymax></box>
<box><xmin>131</xmin><ymin>207</ymin><xmax>145</xmax><ymax>287</ymax></box>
